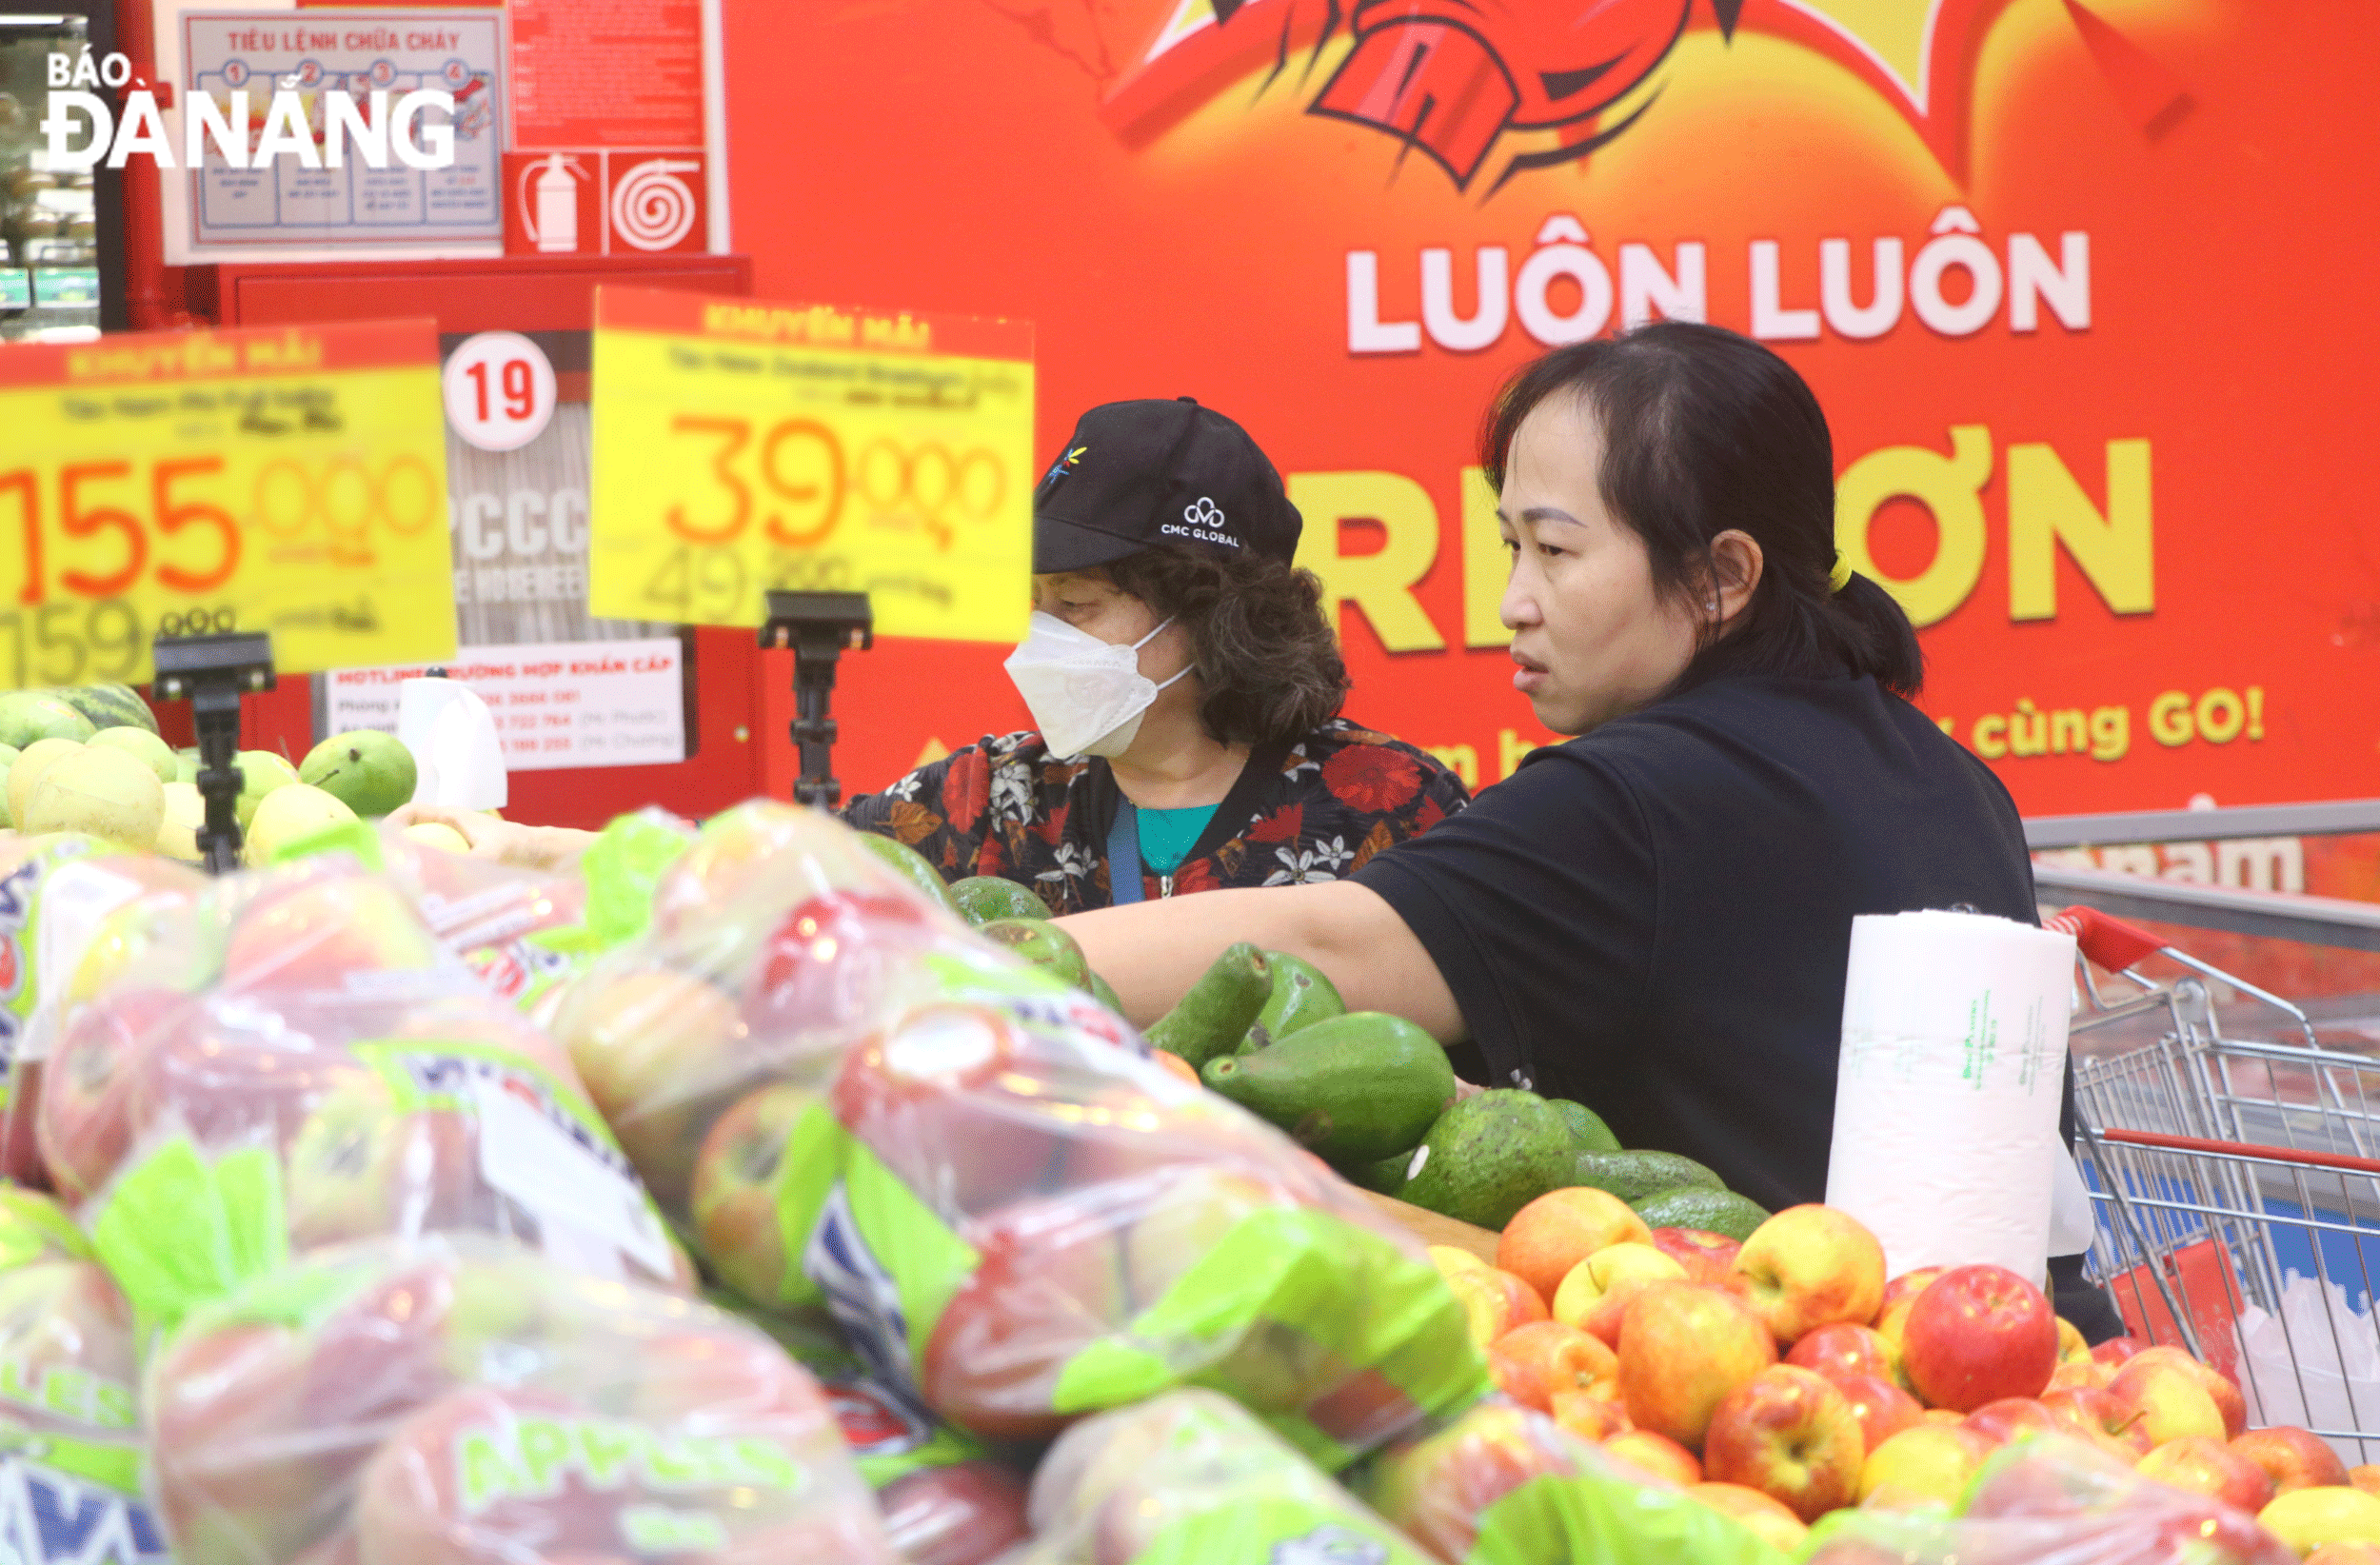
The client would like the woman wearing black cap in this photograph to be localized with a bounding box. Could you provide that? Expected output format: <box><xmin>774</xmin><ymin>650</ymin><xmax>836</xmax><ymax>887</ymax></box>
<box><xmin>1056</xmin><ymin>327</ymin><xmax>2120</xmax><ymax>1334</ymax></box>
<box><xmin>843</xmin><ymin>397</ymin><xmax>1472</xmax><ymax>912</ymax></box>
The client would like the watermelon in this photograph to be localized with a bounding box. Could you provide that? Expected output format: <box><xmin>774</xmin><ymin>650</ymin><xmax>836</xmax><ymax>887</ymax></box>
<box><xmin>52</xmin><ymin>683</ymin><xmax>158</xmax><ymax>736</ymax></box>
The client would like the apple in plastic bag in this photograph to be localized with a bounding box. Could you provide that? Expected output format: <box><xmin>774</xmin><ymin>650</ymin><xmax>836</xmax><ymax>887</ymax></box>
<box><xmin>690</xmin><ymin>1080</ymin><xmax>819</xmax><ymax>1307</ymax></box>
<box><xmin>36</xmin><ymin>985</ymin><xmax>192</xmax><ymax>1201</ymax></box>
<box><xmin>552</xmin><ymin>966</ymin><xmax>748</xmax><ymax>1209</ymax></box>
<box><xmin>0</xmin><ymin>1258</ymin><xmax>137</xmax><ymax>1436</ymax></box>
<box><xmin>1367</xmin><ymin>1400</ymin><xmax>1557</xmax><ymax>1559</ymax></box>
<box><xmin>151</xmin><ymin>1318</ymin><xmax>357</xmax><ymax>1565</ymax></box>
<box><xmin>282</xmin><ymin>1072</ymin><xmax>477</xmax><ymax>1248</ymax></box>
<box><xmin>830</xmin><ymin>1004</ymin><xmax>1076</xmax><ymax>1217</ymax></box>
<box><xmin>921</xmin><ymin>1188</ymin><xmax>1134</xmax><ymax>1440</ymax></box>
<box><xmin>741</xmin><ymin>889</ymin><xmax>942</xmax><ymax>1042</ymax></box>
<box><xmin>877</xmin><ymin>1459</ymin><xmax>1031</xmax><ymax>1565</ymax></box>
<box><xmin>223</xmin><ymin>874</ymin><xmax>445</xmax><ymax>996</ymax></box>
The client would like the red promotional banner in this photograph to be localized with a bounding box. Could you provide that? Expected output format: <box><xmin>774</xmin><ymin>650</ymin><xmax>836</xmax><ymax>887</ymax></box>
<box><xmin>725</xmin><ymin>2</ymin><xmax>2380</xmax><ymax>819</ymax></box>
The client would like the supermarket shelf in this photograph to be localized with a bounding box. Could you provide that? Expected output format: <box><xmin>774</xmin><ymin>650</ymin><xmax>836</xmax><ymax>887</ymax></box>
<box><xmin>2034</xmin><ymin>864</ymin><xmax>2380</xmax><ymax>953</ymax></box>
<box><xmin>2026</xmin><ymin>798</ymin><xmax>2380</xmax><ymax>849</ymax></box>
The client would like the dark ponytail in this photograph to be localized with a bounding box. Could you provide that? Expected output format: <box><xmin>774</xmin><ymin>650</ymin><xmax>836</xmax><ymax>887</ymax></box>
<box><xmin>1479</xmin><ymin>322</ymin><xmax>1924</xmax><ymax>698</ymax></box>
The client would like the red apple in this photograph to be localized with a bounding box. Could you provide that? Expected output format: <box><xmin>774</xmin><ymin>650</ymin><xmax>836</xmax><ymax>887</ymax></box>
<box><xmin>1702</xmin><ymin>1364</ymin><xmax>1865</xmax><ymax>1520</ymax></box>
<box><xmin>741</xmin><ymin>889</ymin><xmax>942</xmax><ymax>1040</ymax></box>
<box><xmin>1815</xmin><ymin>1369</ymin><xmax>1923</xmax><ymax>1455</ymax></box>
<box><xmin>2350</xmin><ymin>1465</ymin><xmax>2380</xmax><ymax>1496</ymax></box>
<box><xmin>1551</xmin><ymin>1240</ymin><xmax>1683</xmax><ymax>1346</ymax></box>
<box><xmin>690</xmin><ymin>1080</ymin><xmax>819</xmax><ymax>1307</ymax></box>
<box><xmin>2233</xmin><ymin>1426</ymin><xmax>2351</xmax><ymax>1495</ymax></box>
<box><xmin>1489</xmin><ymin>1320</ymin><xmax>1617</xmax><ymax>1412</ymax></box>
<box><xmin>2126</xmin><ymin>1345</ymin><xmax>2247</xmax><ymax>1438</ymax></box>
<box><xmin>2139</xmin><ymin>1435</ymin><xmax>2277</xmax><ymax>1514</ymax></box>
<box><xmin>2106</xmin><ymin>1356</ymin><xmax>2227</xmax><ymax>1446</ymax></box>
<box><xmin>2045</xmin><ymin>1357</ymin><xmax>2112</xmax><ymax>1393</ymax></box>
<box><xmin>1550</xmin><ymin>1392</ymin><xmax>1630</xmax><ymax>1442</ymax></box>
<box><xmin>223</xmin><ymin>873</ymin><xmax>442</xmax><ymax>994</ymax></box>
<box><xmin>1685</xmin><ymin>1482</ymin><xmax>1810</xmax><ymax>1554</ymax></box>
<box><xmin>1899</xmin><ymin>1264</ymin><xmax>2058</xmax><ymax>1412</ymax></box>
<box><xmin>1448</xmin><ymin>1265</ymin><xmax>1550</xmax><ymax>1350</ymax></box>
<box><xmin>1856</xmin><ymin>1423</ymin><xmax>1997</xmax><ymax>1510</ymax></box>
<box><xmin>921</xmin><ymin>1192</ymin><xmax>1132</xmax><ymax>1440</ymax></box>
<box><xmin>1964</xmin><ymin>1397</ymin><xmax>2061</xmax><ymax>1446</ymax></box>
<box><xmin>1616</xmin><ymin>1281</ymin><xmax>1777</xmax><ymax>1451</ymax></box>
<box><xmin>1731</xmin><ymin>1204</ymin><xmax>1887</xmax><ymax>1345</ymax></box>
<box><xmin>149</xmin><ymin>1319</ymin><xmax>353</xmax><ymax>1565</ymax></box>
<box><xmin>1651</xmin><ymin>1226</ymin><xmax>1743</xmax><ymax>1287</ymax></box>
<box><xmin>830</xmin><ymin>1003</ymin><xmax>1073</xmax><ymax>1217</ymax></box>
<box><xmin>1879</xmin><ymin>1267</ymin><xmax>1949</xmax><ymax>1317</ymax></box>
<box><xmin>546</xmin><ymin>965</ymin><xmax>748</xmax><ymax>1210</ymax></box>
<box><xmin>1368</xmin><ymin>1400</ymin><xmax>1556</xmax><ymax>1560</ymax></box>
<box><xmin>1604</xmin><ymin>1428</ymin><xmax>1702</xmax><ymax>1486</ymax></box>
<box><xmin>878</xmin><ymin>1459</ymin><xmax>1030</xmax><ymax>1565</ymax></box>
<box><xmin>2043</xmin><ymin>1384</ymin><xmax>2153</xmax><ymax>1457</ymax></box>
<box><xmin>2092</xmin><ymin>1335</ymin><xmax>2146</xmax><ymax>1369</ymax></box>
<box><xmin>1788</xmin><ymin>1322</ymin><xmax>1897</xmax><ymax>1383</ymax></box>
<box><xmin>1496</xmin><ymin>1187</ymin><xmax>1653</xmax><ymax>1304</ymax></box>
<box><xmin>35</xmin><ymin>986</ymin><xmax>189</xmax><ymax>1201</ymax></box>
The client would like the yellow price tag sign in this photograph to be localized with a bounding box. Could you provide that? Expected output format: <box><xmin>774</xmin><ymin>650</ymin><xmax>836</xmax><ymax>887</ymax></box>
<box><xmin>0</xmin><ymin>319</ymin><xmax>454</xmax><ymax>688</ymax></box>
<box><xmin>587</xmin><ymin>288</ymin><xmax>1034</xmax><ymax>641</ymax></box>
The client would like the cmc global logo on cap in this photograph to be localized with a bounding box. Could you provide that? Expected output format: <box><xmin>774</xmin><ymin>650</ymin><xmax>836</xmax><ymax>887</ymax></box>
<box><xmin>1041</xmin><ymin>0</ymin><xmax>2100</xmax><ymax>191</ymax></box>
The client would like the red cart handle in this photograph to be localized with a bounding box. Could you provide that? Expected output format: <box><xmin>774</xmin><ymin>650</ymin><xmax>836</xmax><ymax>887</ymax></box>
<box><xmin>2045</xmin><ymin>904</ymin><xmax>2168</xmax><ymax>973</ymax></box>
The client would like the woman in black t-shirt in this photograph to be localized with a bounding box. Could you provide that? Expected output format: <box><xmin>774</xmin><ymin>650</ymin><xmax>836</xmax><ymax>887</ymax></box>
<box><xmin>1060</xmin><ymin>323</ymin><xmax>2119</xmax><ymax>1334</ymax></box>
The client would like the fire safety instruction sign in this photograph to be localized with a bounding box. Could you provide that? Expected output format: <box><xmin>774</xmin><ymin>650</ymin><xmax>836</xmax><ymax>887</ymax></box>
<box><xmin>181</xmin><ymin>10</ymin><xmax>504</xmax><ymax>248</ymax></box>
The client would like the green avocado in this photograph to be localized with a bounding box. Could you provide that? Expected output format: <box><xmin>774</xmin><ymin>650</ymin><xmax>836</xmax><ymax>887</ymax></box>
<box><xmin>1086</xmin><ymin>970</ymin><xmax>1124</xmax><ymax>1014</ymax></box>
<box><xmin>1632</xmin><ymin>1185</ymin><xmax>1772</xmax><ymax>1242</ymax></box>
<box><xmin>1553</xmin><ymin>1099</ymin><xmax>1621</xmax><ymax>1153</ymax></box>
<box><xmin>1355</xmin><ymin>1146</ymin><xmax>1421</xmax><ymax>1197</ymax></box>
<box><xmin>1569</xmin><ymin>1149</ymin><xmax>1726</xmax><ymax>1205</ymax></box>
<box><xmin>1143</xmin><ymin>942</ymin><xmax>1271</xmax><ymax>1070</ymax></box>
<box><xmin>1236</xmin><ymin>951</ymin><xmax>1345</xmax><ymax>1055</ymax></box>
<box><xmin>856</xmin><ymin>831</ymin><xmax>960</xmax><ymax>915</ymax></box>
<box><xmin>979</xmin><ymin>916</ymin><xmax>1091</xmax><ymax>990</ymax></box>
<box><xmin>1398</xmin><ymin>1090</ymin><xmax>1576</xmax><ymax>1230</ymax></box>
<box><xmin>949</xmin><ymin>875</ymin><xmax>1052</xmax><ymax>925</ymax></box>
<box><xmin>1200</xmin><ymin>1011</ymin><xmax>1455</xmax><ymax>1165</ymax></box>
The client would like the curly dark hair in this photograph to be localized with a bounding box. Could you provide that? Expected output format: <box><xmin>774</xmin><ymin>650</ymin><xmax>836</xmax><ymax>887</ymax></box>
<box><xmin>1102</xmin><ymin>545</ymin><xmax>1349</xmax><ymax>747</ymax></box>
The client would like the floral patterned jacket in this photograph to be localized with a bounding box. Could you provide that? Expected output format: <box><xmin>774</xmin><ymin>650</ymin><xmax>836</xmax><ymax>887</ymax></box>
<box><xmin>842</xmin><ymin>719</ymin><xmax>1473</xmax><ymax>914</ymax></box>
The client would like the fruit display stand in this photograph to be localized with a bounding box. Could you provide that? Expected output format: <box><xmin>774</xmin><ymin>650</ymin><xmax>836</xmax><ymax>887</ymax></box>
<box><xmin>6</xmin><ymin>753</ymin><xmax>2380</xmax><ymax>1564</ymax></box>
<box><xmin>1365</xmin><ymin>1187</ymin><xmax>1503</xmax><ymax>1266</ymax></box>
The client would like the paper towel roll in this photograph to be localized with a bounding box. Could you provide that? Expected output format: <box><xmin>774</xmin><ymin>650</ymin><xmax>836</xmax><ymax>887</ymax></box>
<box><xmin>1823</xmin><ymin>909</ymin><xmax>2078</xmax><ymax>1280</ymax></box>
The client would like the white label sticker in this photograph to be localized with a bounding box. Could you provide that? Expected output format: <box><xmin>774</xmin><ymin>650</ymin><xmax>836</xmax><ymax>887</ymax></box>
<box><xmin>472</xmin><ymin>1078</ymin><xmax>673</xmax><ymax>1276</ymax></box>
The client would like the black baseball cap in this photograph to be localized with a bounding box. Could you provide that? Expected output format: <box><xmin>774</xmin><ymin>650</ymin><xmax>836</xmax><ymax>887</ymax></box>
<box><xmin>1032</xmin><ymin>398</ymin><xmax>1303</xmax><ymax>573</ymax></box>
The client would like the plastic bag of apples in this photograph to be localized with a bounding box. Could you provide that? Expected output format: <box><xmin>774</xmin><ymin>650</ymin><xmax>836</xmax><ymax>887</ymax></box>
<box><xmin>544</xmin><ymin>801</ymin><xmax>1487</xmax><ymax>1466</ymax></box>
<box><xmin>0</xmin><ymin>1184</ymin><xmax>170</xmax><ymax>1563</ymax></box>
<box><xmin>1354</xmin><ymin>1397</ymin><xmax>1791</xmax><ymax>1565</ymax></box>
<box><xmin>1800</xmin><ymin>1433</ymin><xmax>2295</xmax><ymax>1565</ymax></box>
<box><xmin>145</xmin><ymin>1234</ymin><xmax>899</xmax><ymax>1565</ymax></box>
<box><xmin>1003</xmin><ymin>1388</ymin><xmax>1435</xmax><ymax>1564</ymax></box>
<box><xmin>0</xmin><ymin>832</ymin><xmax>203</xmax><ymax>1189</ymax></box>
<box><xmin>35</xmin><ymin>852</ymin><xmax>690</xmax><ymax>1338</ymax></box>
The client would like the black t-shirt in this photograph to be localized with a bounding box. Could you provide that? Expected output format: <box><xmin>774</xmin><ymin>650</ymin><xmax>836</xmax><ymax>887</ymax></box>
<box><xmin>1355</xmin><ymin>673</ymin><xmax>2039</xmax><ymax>1214</ymax></box>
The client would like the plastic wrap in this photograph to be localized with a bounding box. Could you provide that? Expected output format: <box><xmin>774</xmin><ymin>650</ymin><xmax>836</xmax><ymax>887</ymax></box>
<box><xmin>741</xmin><ymin>1304</ymin><xmax>1031</xmax><ymax>1565</ymax></box>
<box><xmin>0</xmin><ymin>836</ymin><xmax>203</xmax><ymax>1188</ymax></box>
<box><xmin>543</xmin><ymin>801</ymin><xmax>1486</xmax><ymax>1465</ymax></box>
<box><xmin>1802</xmin><ymin>1435</ymin><xmax>2293</xmax><ymax>1565</ymax></box>
<box><xmin>0</xmin><ymin>1255</ymin><xmax>169</xmax><ymax>1562</ymax></box>
<box><xmin>1005</xmin><ymin>1388</ymin><xmax>1432</xmax><ymax>1564</ymax></box>
<box><xmin>1355</xmin><ymin>1399</ymin><xmax>1790</xmax><ymax>1565</ymax></box>
<box><xmin>145</xmin><ymin>1235</ymin><xmax>898</xmax><ymax>1565</ymax></box>
<box><xmin>33</xmin><ymin>855</ymin><xmax>687</xmax><ymax>1337</ymax></box>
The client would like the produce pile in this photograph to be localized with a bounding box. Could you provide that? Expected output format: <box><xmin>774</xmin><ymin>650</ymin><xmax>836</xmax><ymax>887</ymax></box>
<box><xmin>0</xmin><ymin>752</ymin><xmax>2360</xmax><ymax>1563</ymax></box>
<box><xmin>0</xmin><ymin>683</ymin><xmax>432</xmax><ymax>863</ymax></box>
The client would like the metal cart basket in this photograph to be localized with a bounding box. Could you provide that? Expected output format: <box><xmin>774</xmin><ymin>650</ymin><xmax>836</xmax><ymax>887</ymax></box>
<box><xmin>2059</xmin><ymin>902</ymin><xmax>2380</xmax><ymax>1460</ymax></box>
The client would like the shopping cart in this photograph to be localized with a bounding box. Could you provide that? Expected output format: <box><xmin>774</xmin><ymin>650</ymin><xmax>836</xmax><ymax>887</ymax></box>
<box><xmin>2058</xmin><ymin>903</ymin><xmax>2380</xmax><ymax>1460</ymax></box>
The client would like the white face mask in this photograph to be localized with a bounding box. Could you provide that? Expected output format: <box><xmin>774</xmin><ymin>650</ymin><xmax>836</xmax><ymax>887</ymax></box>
<box><xmin>1003</xmin><ymin>610</ymin><xmax>1191</xmax><ymax>760</ymax></box>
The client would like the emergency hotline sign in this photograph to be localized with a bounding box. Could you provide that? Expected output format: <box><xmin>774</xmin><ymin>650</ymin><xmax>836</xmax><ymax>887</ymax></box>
<box><xmin>585</xmin><ymin>287</ymin><xmax>1034</xmax><ymax>644</ymax></box>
